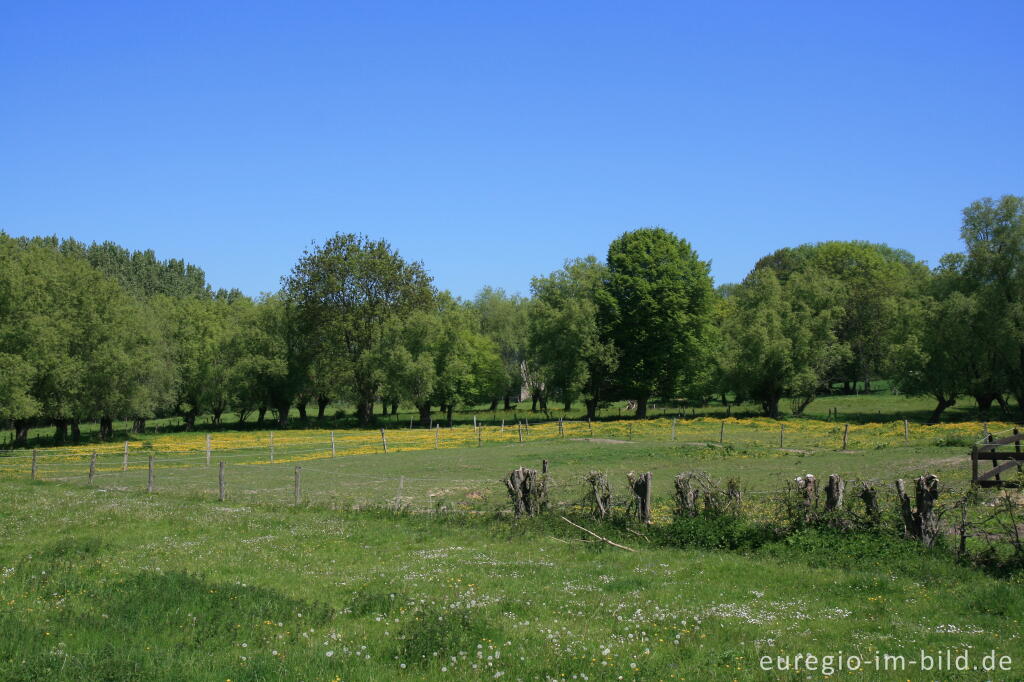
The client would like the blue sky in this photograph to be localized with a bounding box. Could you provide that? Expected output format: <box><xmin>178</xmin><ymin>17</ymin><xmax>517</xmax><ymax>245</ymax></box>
<box><xmin>2</xmin><ymin>1</ymin><xmax>1022</xmax><ymax>297</ymax></box>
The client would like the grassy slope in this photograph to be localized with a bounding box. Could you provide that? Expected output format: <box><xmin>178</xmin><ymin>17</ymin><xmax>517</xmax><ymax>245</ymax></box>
<box><xmin>2</xmin><ymin>436</ymin><xmax>1023</xmax><ymax>680</ymax></box>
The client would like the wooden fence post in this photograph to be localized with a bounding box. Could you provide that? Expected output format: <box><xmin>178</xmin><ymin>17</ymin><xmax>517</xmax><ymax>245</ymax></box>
<box><xmin>380</xmin><ymin>428</ymin><xmax>388</xmax><ymax>454</ymax></box>
<box><xmin>558</xmin><ymin>418</ymin><xmax>564</xmax><ymax>438</ymax></box>
<box><xmin>671</xmin><ymin>417</ymin><xmax>677</xmax><ymax>441</ymax></box>
<box><xmin>842</xmin><ymin>424</ymin><xmax>849</xmax><ymax>450</ymax></box>
<box><xmin>331</xmin><ymin>431</ymin><xmax>336</xmax><ymax>457</ymax></box>
<box><xmin>719</xmin><ymin>421</ymin><xmax>725</xmax><ymax>444</ymax></box>
<box><xmin>477</xmin><ymin>426</ymin><xmax>482</xmax><ymax>447</ymax></box>
<box><xmin>779</xmin><ymin>424</ymin><xmax>785</xmax><ymax>448</ymax></box>
<box><xmin>473</xmin><ymin>415</ymin><xmax>477</xmax><ymax>429</ymax></box>
<box><xmin>269</xmin><ymin>432</ymin><xmax>275</xmax><ymax>462</ymax></box>
<box><xmin>904</xmin><ymin>419</ymin><xmax>910</xmax><ymax>445</ymax></box>
<box><xmin>628</xmin><ymin>423</ymin><xmax>633</xmax><ymax>441</ymax></box>
<box><xmin>89</xmin><ymin>452</ymin><xmax>97</xmax><ymax>485</ymax></box>
<box><xmin>988</xmin><ymin>434</ymin><xmax>998</xmax><ymax>483</ymax></box>
<box><xmin>517</xmin><ymin>421</ymin><xmax>524</xmax><ymax>443</ymax></box>
<box><xmin>205</xmin><ymin>433</ymin><xmax>211</xmax><ymax>467</ymax></box>
<box><xmin>219</xmin><ymin>461</ymin><xmax>225</xmax><ymax>501</ymax></box>
<box><xmin>434</xmin><ymin>424</ymin><xmax>440</xmax><ymax>449</ymax></box>
<box><xmin>588</xmin><ymin>418</ymin><xmax>593</xmax><ymax>436</ymax></box>
<box><xmin>31</xmin><ymin>450</ymin><xmax>38</xmax><ymax>480</ymax></box>
<box><xmin>147</xmin><ymin>454</ymin><xmax>154</xmax><ymax>494</ymax></box>
<box><xmin>500</xmin><ymin>419</ymin><xmax>505</xmax><ymax>433</ymax></box>
<box><xmin>1015</xmin><ymin>428</ymin><xmax>1022</xmax><ymax>474</ymax></box>
<box><xmin>123</xmin><ymin>441</ymin><xmax>129</xmax><ymax>471</ymax></box>
<box><xmin>294</xmin><ymin>466</ymin><xmax>302</xmax><ymax>505</ymax></box>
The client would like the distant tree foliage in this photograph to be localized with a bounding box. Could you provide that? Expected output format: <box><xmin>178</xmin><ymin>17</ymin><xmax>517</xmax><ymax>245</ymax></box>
<box><xmin>2</xmin><ymin>196</ymin><xmax>1023</xmax><ymax>444</ymax></box>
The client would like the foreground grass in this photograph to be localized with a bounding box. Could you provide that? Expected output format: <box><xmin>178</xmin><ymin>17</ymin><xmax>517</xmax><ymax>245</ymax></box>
<box><xmin>2</xmin><ymin>475</ymin><xmax>1023</xmax><ymax>681</ymax></box>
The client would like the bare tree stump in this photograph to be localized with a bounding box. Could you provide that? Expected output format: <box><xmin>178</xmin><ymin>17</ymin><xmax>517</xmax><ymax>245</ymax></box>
<box><xmin>915</xmin><ymin>474</ymin><xmax>941</xmax><ymax>547</ymax></box>
<box><xmin>627</xmin><ymin>471</ymin><xmax>653</xmax><ymax>524</ymax></box>
<box><xmin>859</xmin><ymin>483</ymin><xmax>880</xmax><ymax>522</ymax></box>
<box><xmin>825</xmin><ymin>474</ymin><xmax>845</xmax><ymax>512</ymax></box>
<box><xmin>504</xmin><ymin>467</ymin><xmax>540</xmax><ymax>517</ymax></box>
<box><xmin>586</xmin><ymin>471</ymin><xmax>611</xmax><ymax>519</ymax></box>
<box><xmin>795</xmin><ymin>474</ymin><xmax>817</xmax><ymax>523</ymax></box>
<box><xmin>895</xmin><ymin>474</ymin><xmax>941</xmax><ymax>546</ymax></box>
<box><xmin>674</xmin><ymin>473</ymin><xmax>699</xmax><ymax>516</ymax></box>
<box><xmin>726</xmin><ymin>478</ymin><xmax>742</xmax><ymax>514</ymax></box>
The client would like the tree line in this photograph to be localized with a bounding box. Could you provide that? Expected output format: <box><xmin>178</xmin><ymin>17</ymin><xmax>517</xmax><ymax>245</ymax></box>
<box><xmin>1</xmin><ymin>194</ymin><xmax>1021</xmax><ymax>444</ymax></box>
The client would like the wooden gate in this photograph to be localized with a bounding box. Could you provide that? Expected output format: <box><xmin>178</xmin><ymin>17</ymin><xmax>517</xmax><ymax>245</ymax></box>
<box><xmin>971</xmin><ymin>428</ymin><xmax>1024</xmax><ymax>487</ymax></box>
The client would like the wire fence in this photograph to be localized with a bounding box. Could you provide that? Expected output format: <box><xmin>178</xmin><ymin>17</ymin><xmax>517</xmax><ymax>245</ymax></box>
<box><xmin>1</xmin><ymin>416</ymin><xmax>1017</xmax><ymax>512</ymax></box>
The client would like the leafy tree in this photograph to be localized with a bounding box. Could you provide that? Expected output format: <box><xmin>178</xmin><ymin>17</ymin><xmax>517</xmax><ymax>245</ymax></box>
<box><xmin>754</xmin><ymin>241</ymin><xmax>929</xmax><ymax>392</ymax></box>
<box><xmin>529</xmin><ymin>257</ymin><xmax>617</xmax><ymax>419</ymax></box>
<box><xmin>285</xmin><ymin>234</ymin><xmax>434</xmax><ymax>425</ymax></box>
<box><xmin>472</xmin><ymin>287</ymin><xmax>530</xmax><ymax>410</ymax></box>
<box><xmin>375</xmin><ymin>294</ymin><xmax>505</xmax><ymax>425</ymax></box>
<box><xmin>722</xmin><ymin>269</ymin><xmax>848</xmax><ymax>418</ymax></box>
<box><xmin>957</xmin><ymin>194</ymin><xmax>1024</xmax><ymax>418</ymax></box>
<box><xmin>598</xmin><ymin>228</ymin><xmax>714</xmax><ymax>418</ymax></box>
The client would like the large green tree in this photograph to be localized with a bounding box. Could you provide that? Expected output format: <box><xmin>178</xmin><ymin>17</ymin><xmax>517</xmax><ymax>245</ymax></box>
<box><xmin>285</xmin><ymin>234</ymin><xmax>434</xmax><ymax>425</ymax></box>
<box><xmin>722</xmin><ymin>269</ymin><xmax>848</xmax><ymax>418</ymax></box>
<box><xmin>754</xmin><ymin>241</ymin><xmax>929</xmax><ymax>392</ymax></box>
<box><xmin>598</xmin><ymin>228</ymin><xmax>714</xmax><ymax>418</ymax></box>
<box><xmin>957</xmin><ymin>195</ymin><xmax>1024</xmax><ymax>418</ymax></box>
<box><xmin>529</xmin><ymin>257</ymin><xmax>617</xmax><ymax>419</ymax></box>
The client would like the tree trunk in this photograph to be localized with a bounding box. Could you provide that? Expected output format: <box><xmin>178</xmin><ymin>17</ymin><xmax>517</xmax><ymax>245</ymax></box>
<box><xmin>563</xmin><ymin>399</ymin><xmax>572</xmax><ymax>412</ymax></box>
<box><xmin>296</xmin><ymin>401</ymin><xmax>307</xmax><ymax>421</ymax></box>
<box><xmin>212</xmin><ymin>408</ymin><xmax>223</xmax><ymax>425</ymax></box>
<box><xmin>504</xmin><ymin>395</ymin><xmax>512</xmax><ymax>410</ymax></box>
<box><xmin>316</xmin><ymin>395</ymin><xmax>330</xmax><ymax>419</ymax></box>
<box><xmin>275</xmin><ymin>401</ymin><xmax>290</xmax><ymax>427</ymax></box>
<box><xmin>585</xmin><ymin>398</ymin><xmax>598</xmax><ymax>421</ymax></box>
<box><xmin>974</xmin><ymin>392</ymin><xmax>998</xmax><ymax>415</ymax></box>
<box><xmin>183</xmin><ymin>411</ymin><xmax>197</xmax><ymax>431</ymax></box>
<box><xmin>489</xmin><ymin>398</ymin><xmax>499</xmax><ymax>411</ymax></box>
<box><xmin>131</xmin><ymin>417</ymin><xmax>146</xmax><ymax>434</ymax></box>
<box><xmin>53</xmin><ymin>419</ymin><xmax>69</xmax><ymax>443</ymax></box>
<box><xmin>762</xmin><ymin>395</ymin><xmax>781</xmax><ymax>419</ymax></box>
<box><xmin>356</xmin><ymin>400</ymin><xmax>374</xmax><ymax>426</ymax></box>
<box><xmin>381</xmin><ymin>400</ymin><xmax>388</xmax><ymax>416</ymax></box>
<box><xmin>928</xmin><ymin>396</ymin><xmax>956</xmax><ymax>424</ymax></box>
<box><xmin>391</xmin><ymin>401</ymin><xmax>398</xmax><ymax>416</ymax></box>
<box><xmin>99</xmin><ymin>416</ymin><xmax>114</xmax><ymax>440</ymax></box>
<box><xmin>257</xmin><ymin>407</ymin><xmax>267</xmax><ymax>425</ymax></box>
<box><xmin>13</xmin><ymin>419</ymin><xmax>30</xmax><ymax>446</ymax></box>
<box><xmin>531</xmin><ymin>395</ymin><xmax>538</xmax><ymax>412</ymax></box>
<box><xmin>539</xmin><ymin>395</ymin><xmax>548</xmax><ymax>410</ymax></box>
<box><xmin>635</xmin><ymin>397</ymin><xmax>647</xmax><ymax>419</ymax></box>
<box><xmin>417</xmin><ymin>402</ymin><xmax>432</xmax><ymax>427</ymax></box>
<box><xmin>71</xmin><ymin>420</ymin><xmax>81</xmax><ymax>442</ymax></box>
<box><xmin>446</xmin><ymin>404</ymin><xmax>454</xmax><ymax>426</ymax></box>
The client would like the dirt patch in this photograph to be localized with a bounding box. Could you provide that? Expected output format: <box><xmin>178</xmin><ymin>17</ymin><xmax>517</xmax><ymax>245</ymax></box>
<box><xmin>569</xmin><ymin>437</ymin><xmax>631</xmax><ymax>444</ymax></box>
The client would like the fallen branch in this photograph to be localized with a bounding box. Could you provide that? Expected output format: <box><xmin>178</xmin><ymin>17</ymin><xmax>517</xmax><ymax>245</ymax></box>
<box><xmin>559</xmin><ymin>516</ymin><xmax>636</xmax><ymax>552</ymax></box>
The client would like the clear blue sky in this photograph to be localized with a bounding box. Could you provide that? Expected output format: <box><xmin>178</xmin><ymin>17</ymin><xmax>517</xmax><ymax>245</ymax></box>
<box><xmin>2</xmin><ymin>1</ymin><xmax>1022</xmax><ymax>298</ymax></box>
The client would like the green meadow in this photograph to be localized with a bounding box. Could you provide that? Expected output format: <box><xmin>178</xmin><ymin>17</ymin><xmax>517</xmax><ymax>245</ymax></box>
<box><xmin>3</xmin><ymin>421</ymin><xmax>1023</xmax><ymax>681</ymax></box>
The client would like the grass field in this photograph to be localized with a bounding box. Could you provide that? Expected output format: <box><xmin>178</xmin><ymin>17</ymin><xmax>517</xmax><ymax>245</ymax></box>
<box><xmin>5</xmin><ymin>383</ymin><xmax>1020</xmax><ymax>450</ymax></box>
<box><xmin>2</xmin><ymin>419</ymin><xmax>1024</xmax><ymax>680</ymax></box>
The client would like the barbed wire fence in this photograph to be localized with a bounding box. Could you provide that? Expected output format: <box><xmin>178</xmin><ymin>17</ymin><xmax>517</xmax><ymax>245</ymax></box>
<box><xmin>0</xmin><ymin>416</ymin><xmax>1018</xmax><ymax>516</ymax></box>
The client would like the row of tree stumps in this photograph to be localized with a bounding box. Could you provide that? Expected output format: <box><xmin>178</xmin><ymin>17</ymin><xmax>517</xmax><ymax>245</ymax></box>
<box><xmin>793</xmin><ymin>472</ymin><xmax>941</xmax><ymax>546</ymax></box>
